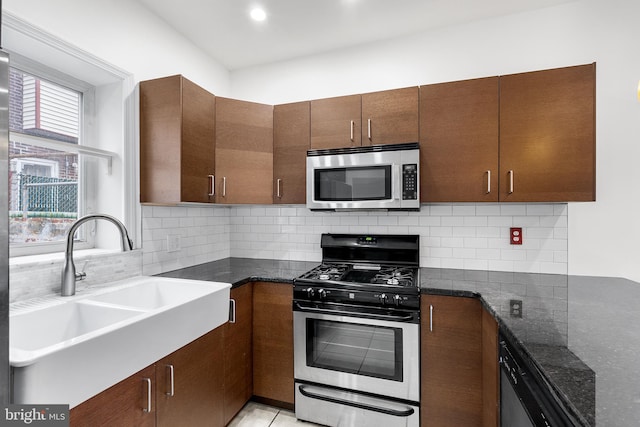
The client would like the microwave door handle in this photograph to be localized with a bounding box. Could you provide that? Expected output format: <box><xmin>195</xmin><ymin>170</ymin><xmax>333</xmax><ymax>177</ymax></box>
<box><xmin>393</xmin><ymin>164</ymin><xmax>402</xmax><ymax>201</ymax></box>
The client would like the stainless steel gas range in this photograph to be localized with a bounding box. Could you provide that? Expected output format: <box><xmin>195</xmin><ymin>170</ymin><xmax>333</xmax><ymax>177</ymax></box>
<box><xmin>293</xmin><ymin>234</ymin><xmax>420</xmax><ymax>427</ymax></box>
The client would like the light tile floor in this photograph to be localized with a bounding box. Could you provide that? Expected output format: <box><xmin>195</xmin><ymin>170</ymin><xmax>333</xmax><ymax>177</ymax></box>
<box><xmin>228</xmin><ymin>401</ymin><xmax>324</xmax><ymax>427</ymax></box>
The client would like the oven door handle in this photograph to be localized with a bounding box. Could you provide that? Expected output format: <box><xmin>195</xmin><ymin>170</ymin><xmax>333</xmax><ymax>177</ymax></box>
<box><xmin>293</xmin><ymin>301</ymin><xmax>415</xmax><ymax>322</ymax></box>
<box><xmin>298</xmin><ymin>384</ymin><xmax>415</xmax><ymax>418</ymax></box>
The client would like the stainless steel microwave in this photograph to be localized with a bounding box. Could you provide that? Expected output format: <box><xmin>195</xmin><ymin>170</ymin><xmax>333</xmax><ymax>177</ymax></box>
<box><xmin>306</xmin><ymin>142</ymin><xmax>420</xmax><ymax>211</ymax></box>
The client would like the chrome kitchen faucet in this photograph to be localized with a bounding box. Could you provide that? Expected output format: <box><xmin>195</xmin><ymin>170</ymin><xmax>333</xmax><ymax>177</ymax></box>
<box><xmin>61</xmin><ymin>214</ymin><xmax>133</xmax><ymax>296</ymax></box>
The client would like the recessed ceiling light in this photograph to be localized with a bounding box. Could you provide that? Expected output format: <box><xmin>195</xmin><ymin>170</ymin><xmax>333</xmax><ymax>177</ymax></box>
<box><xmin>250</xmin><ymin>7</ymin><xmax>267</xmax><ymax>22</ymax></box>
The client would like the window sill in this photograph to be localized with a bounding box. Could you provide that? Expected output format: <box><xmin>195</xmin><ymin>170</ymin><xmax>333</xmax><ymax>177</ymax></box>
<box><xmin>10</xmin><ymin>248</ymin><xmax>122</xmax><ymax>267</ymax></box>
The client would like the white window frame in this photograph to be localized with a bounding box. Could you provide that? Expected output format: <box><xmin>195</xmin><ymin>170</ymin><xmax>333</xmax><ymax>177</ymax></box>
<box><xmin>4</xmin><ymin>11</ymin><xmax>138</xmax><ymax>258</ymax></box>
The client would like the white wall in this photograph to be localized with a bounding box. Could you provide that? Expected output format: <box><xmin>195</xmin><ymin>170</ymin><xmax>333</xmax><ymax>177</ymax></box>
<box><xmin>3</xmin><ymin>0</ymin><xmax>231</xmax><ymax>96</ymax></box>
<box><xmin>230</xmin><ymin>0</ymin><xmax>640</xmax><ymax>283</ymax></box>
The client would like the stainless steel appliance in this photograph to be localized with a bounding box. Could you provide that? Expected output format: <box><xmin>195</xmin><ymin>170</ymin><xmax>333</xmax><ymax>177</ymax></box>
<box><xmin>306</xmin><ymin>142</ymin><xmax>420</xmax><ymax>211</ymax></box>
<box><xmin>293</xmin><ymin>234</ymin><xmax>420</xmax><ymax>427</ymax></box>
<box><xmin>500</xmin><ymin>334</ymin><xmax>579</xmax><ymax>426</ymax></box>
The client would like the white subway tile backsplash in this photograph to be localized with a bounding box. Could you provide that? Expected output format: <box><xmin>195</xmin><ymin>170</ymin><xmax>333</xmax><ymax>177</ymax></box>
<box><xmin>500</xmin><ymin>204</ymin><xmax>527</xmax><ymax>216</ymax></box>
<box><xmin>12</xmin><ymin>201</ymin><xmax>571</xmax><ymax>303</ymax></box>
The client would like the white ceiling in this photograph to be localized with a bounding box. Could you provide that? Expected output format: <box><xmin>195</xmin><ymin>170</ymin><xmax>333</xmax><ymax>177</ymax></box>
<box><xmin>135</xmin><ymin>0</ymin><xmax>575</xmax><ymax>70</ymax></box>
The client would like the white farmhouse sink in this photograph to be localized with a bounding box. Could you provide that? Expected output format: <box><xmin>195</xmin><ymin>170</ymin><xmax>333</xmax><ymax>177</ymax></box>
<box><xmin>10</xmin><ymin>276</ymin><xmax>231</xmax><ymax>408</ymax></box>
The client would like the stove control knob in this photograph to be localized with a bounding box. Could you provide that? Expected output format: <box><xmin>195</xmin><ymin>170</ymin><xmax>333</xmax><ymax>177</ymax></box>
<box><xmin>393</xmin><ymin>295</ymin><xmax>402</xmax><ymax>306</ymax></box>
<box><xmin>306</xmin><ymin>287</ymin><xmax>315</xmax><ymax>299</ymax></box>
<box><xmin>318</xmin><ymin>289</ymin><xmax>327</xmax><ymax>299</ymax></box>
<box><xmin>379</xmin><ymin>293</ymin><xmax>388</xmax><ymax>304</ymax></box>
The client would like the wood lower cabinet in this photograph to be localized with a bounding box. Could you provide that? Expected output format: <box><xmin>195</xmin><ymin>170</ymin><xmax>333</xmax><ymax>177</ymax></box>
<box><xmin>252</xmin><ymin>282</ymin><xmax>294</xmax><ymax>406</ymax></box>
<box><xmin>156</xmin><ymin>327</ymin><xmax>225</xmax><ymax>427</ymax></box>
<box><xmin>421</xmin><ymin>295</ymin><xmax>498</xmax><ymax>427</ymax></box>
<box><xmin>482</xmin><ymin>308</ymin><xmax>499</xmax><ymax>427</ymax></box>
<box><xmin>70</xmin><ymin>364</ymin><xmax>156</xmax><ymax>427</ymax></box>
<box><xmin>499</xmin><ymin>63</ymin><xmax>596</xmax><ymax>202</ymax></box>
<box><xmin>224</xmin><ymin>284</ymin><xmax>254</xmax><ymax>425</ymax></box>
<box><xmin>361</xmin><ymin>86</ymin><xmax>419</xmax><ymax>146</ymax></box>
<box><xmin>140</xmin><ymin>75</ymin><xmax>216</xmax><ymax>204</ymax></box>
<box><xmin>70</xmin><ymin>328</ymin><xmax>225</xmax><ymax>427</ymax></box>
<box><xmin>215</xmin><ymin>97</ymin><xmax>273</xmax><ymax>204</ymax></box>
<box><xmin>420</xmin><ymin>77</ymin><xmax>499</xmax><ymax>202</ymax></box>
<box><xmin>273</xmin><ymin>102</ymin><xmax>310</xmax><ymax>204</ymax></box>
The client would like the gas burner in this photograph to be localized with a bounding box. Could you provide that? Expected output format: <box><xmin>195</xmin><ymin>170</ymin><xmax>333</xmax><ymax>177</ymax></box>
<box><xmin>371</xmin><ymin>266</ymin><xmax>417</xmax><ymax>287</ymax></box>
<box><xmin>299</xmin><ymin>263</ymin><xmax>349</xmax><ymax>282</ymax></box>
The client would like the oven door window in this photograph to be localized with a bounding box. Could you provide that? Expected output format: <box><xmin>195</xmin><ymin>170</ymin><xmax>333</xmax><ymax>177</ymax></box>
<box><xmin>305</xmin><ymin>319</ymin><xmax>402</xmax><ymax>382</ymax></box>
<box><xmin>314</xmin><ymin>166</ymin><xmax>391</xmax><ymax>201</ymax></box>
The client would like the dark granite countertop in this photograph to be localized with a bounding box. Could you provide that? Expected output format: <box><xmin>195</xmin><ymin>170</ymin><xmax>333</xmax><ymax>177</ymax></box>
<box><xmin>159</xmin><ymin>258</ymin><xmax>640</xmax><ymax>427</ymax></box>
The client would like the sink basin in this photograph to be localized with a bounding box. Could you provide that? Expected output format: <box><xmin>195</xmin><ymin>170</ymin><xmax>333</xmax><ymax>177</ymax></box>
<box><xmin>11</xmin><ymin>301</ymin><xmax>144</xmax><ymax>353</ymax></box>
<box><xmin>10</xmin><ymin>276</ymin><xmax>231</xmax><ymax>408</ymax></box>
<box><xmin>82</xmin><ymin>279</ymin><xmax>216</xmax><ymax>310</ymax></box>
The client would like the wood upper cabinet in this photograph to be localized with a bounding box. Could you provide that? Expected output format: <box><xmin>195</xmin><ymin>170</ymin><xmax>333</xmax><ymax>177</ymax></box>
<box><xmin>252</xmin><ymin>282</ymin><xmax>294</xmax><ymax>406</ymax></box>
<box><xmin>420</xmin><ymin>78</ymin><xmax>499</xmax><ymax>202</ymax></box>
<box><xmin>273</xmin><ymin>101</ymin><xmax>310</xmax><ymax>204</ymax></box>
<box><xmin>499</xmin><ymin>63</ymin><xmax>596</xmax><ymax>202</ymax></box>
<box><xmin>310</xmin><ymin>94</ymin><xmax>361</xmax><ymax>149</ymax></box>
<box><xmin>156</xmin><ymin>327</ymin><xmax>225</xmax><ymax>427</ymax></box>
<box><xmin>140</xmin><ymin>75</ymin><xmax>215</xmax><ymax>204</ymax></box>
<box><xmin>215</xmin><ymin>97</ymin><xmax>274</xmax><ymax>204</ymax></box>
<box><xmin>70</xmin><ymin>364</ymin><xmax>156</xmax><ymax>427</ymax></box>
<box><xmin>310</xmin><ymin>88</ymin><xmax>419</xmax><ymax>150</ymax></box>
<box><xmin>361</xmin><ymin>86</ymin><xmax>419</xmax><ymax>146</ymax></box>
<box><xmin>224</xmin><ymin>284</ymin><xmax>254</xmax><ymax>425</ymax></box>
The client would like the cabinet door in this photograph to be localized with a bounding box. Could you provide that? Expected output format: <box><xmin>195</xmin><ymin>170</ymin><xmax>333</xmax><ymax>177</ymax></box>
<box><xmin>482</xmin><ymin>309</ymin><xmax>499</xmax><ymax>427</ymax></box>
<box><xmin>361</xmin><ymin>87</ymin><xmax>419</xmax><ymax>146</ymax></box>
<box><xmin>421</xmin><ymin>295</ymin><xmax>483</xmax><ymax>427</ymax></box>
<box><xmin>252</xmin><ymin>282</ymin><xmax>294</xmax><ymax>405</ymax></box>
<box><xmin>310</xmin><ymin>94</ymin><xmax>361</xmax><ymax>149</ymax></box>
<box><xmin>156</xmin><ymin>327</ymin><xmax>225</xmax><ymax>427</ymax></box>
<box><xmin>420</xmin><ymin>77</ymin><xmax>499</xmax><ymax>202</ymax></box>
<box><xmin>140</xmin><ymin>75</ymin><xmax>215</xmax><ymax>204</ymax></box>
<box><xmin>273</xmin><ymin>101</ymin><xmax>310</xmax><ymax>204</ymax></box>
<box><xmin>70</xmin><ymin>365</ymin><xmax>156</xmax><ymax>427</ymax></box>
<box><xmin>499</xmin><ymin>63</ymin><xmax>596</xmax><ymax>202</ymax></box>
<box><xmin>180</xmin><ymin>78</ymin><xmax>216</xmax><ymax>203</ymax></box>
<box><xmin>224</xmin><ymin>284</ymin><xmax>254</xmax><ymax>425</ymax></box>
<box><xmin>215</xmin><ymin>97</ymin><xmax>274</xmax><ymax>204</ymax></box>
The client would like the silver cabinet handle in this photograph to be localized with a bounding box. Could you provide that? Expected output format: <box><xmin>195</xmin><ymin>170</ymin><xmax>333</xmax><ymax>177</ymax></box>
<box><xmin>486</xmin><ymin>170</ymin><xmax>491</xmax><ymax>194</ymax></box>
<box><xmin>367</xmin><ymin>118</ymin><xmax>372</xmax><ymax>140</ymax></box>
<box><xmin>276</xmin><ymin>179</ymin><xmax>282</xmax><ymax>198</ymax></box>
<box><xmin>229</xmin><ymin>298</ymin><xmax>236</xmax><ymax>324</ymax></box>
<box><xmin>143</xmin><ymin>377</ymin><xmax>152</xmax><ymax>413</ymax></box>
<box><xmin>508</xmin><ymin>170</ymin><xmax>514</xmax><ymax>194</ymax></box>
<box><xmin>350</xmin><ymin>120</ymin><xmax>355</xmax><ymax>141</ymax></box>
<box><xmin>429</xmin><ymin>304</ymin><xmax>433</xmax><ymax>332</ymax></box>
<box><xmin>166</xmin><ymin>364</ymin><xmax>175</xmax><ymax>397</ymax></box>
<box><xmin>222</xmin><ymin>176</ymin><xmax>227</xmax><ymax>197</ymax></box>
<box><xmin>208</xmin><ymin>175</ymin><xmax>215</xmax><ymax>196</ymax></box>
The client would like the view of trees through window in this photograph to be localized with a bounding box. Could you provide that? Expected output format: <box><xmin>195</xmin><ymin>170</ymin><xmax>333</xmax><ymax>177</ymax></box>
<box><xmin>8</xmin><ymin>68</ymin><xmax>81</xmax><ymax>245</ymax></box>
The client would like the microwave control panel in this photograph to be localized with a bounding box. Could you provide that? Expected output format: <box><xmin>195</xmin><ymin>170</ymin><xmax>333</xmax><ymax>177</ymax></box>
<box><xmin>402</xmin><ymin>164</ymin><xmax>418</xmax><ymax>200</ymax></box>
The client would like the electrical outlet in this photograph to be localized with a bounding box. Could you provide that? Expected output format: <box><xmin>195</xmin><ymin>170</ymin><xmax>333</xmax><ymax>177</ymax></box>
<box><xmin>167</xmin><ymin>235</ymin><xmax>181</xmax><ymax>253</ymax></box>
<box><xmin>509</xmin><ymin>299</ymin><xmax>523</xmax><ymax>318</ymax></box>
<box><xmin>510</xmin><ymin>227</ymin><xmax>523</xmax><ymax>245</ymax></box>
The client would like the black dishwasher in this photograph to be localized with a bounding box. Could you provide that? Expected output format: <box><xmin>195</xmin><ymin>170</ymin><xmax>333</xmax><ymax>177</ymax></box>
<box><xmin>500</xmin><ymin>335</ymin><xmax>578</xmax><ymax>427</ymax></box>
